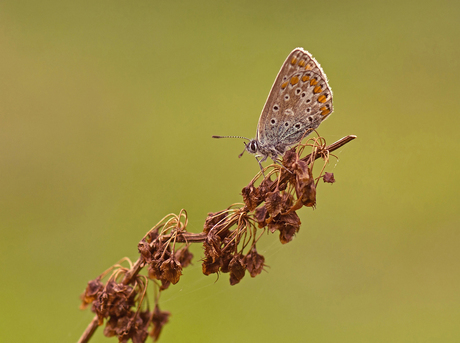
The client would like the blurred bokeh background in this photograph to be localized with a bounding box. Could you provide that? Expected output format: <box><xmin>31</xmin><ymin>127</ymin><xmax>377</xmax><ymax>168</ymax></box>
<box><xmin>1</xmin><ymin>0</ymin><xmax>459</xmax><ymax>342</ymax></box>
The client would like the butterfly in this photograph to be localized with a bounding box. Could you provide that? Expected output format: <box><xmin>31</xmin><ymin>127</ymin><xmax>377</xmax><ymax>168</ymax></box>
<box><xmin>214</xmin><ymin>48</ymin><xmax>333</xmax><ymax>170</ymax></box>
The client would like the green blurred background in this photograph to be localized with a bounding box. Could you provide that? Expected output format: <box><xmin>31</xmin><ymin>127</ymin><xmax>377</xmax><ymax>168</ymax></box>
<box><xmin>1</xmin><ymin>0</ymin><xmax>459</xmax><ymax>342</ymax></box>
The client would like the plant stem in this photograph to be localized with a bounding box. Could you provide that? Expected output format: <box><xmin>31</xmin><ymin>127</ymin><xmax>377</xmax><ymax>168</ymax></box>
<box><xmin>77</xmin><ymin>134</ymin><xmax>356</xmax><ymax>343</ymax></box>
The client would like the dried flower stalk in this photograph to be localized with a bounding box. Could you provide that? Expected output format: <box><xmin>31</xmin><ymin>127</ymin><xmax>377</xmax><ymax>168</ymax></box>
<box><xmin>78</xmin><ymin>134</ymin><xmax>356</xmax><ymax>343</ymax></box>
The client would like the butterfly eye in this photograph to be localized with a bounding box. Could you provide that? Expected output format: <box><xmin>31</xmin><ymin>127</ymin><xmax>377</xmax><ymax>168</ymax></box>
<box><xmin>284</xmin><ymin>94</ymin><xmax>290</xmax><ymax>101</ymax></box>
<box><xmin>246</xmin><ymin>140</ymin><xmax>258</xmax><ymax>153</ymax></box>
<box><xmin>301</xmin><ymin>92</ymin><xmax>306</xmax><ymax>97</ymax></box>
<box><xmin>284</xmin><ymin>122</ymin><xmax>289</xmax><ymax>127</ymax></box>
<box><xmin>270</xmin><ymin>118</ymin><xmax>277</xmax><ymax>125</ymax></box>
<box><xmin>306</xmin><ymin>108</ymin><xmax>311</xmax><ymax>113</ymax></box>
<box><xmin>295</xmin><ymin>88</ymin><xmax>302</xmax><ymax>95</ymax></box>
<box><xmin>307</xmin><ymin>117</ymin><xmax>313</xmax><ymax>122</ymax></box>
<box><xmin>306</xmin><ymin>99</ymin><xmax>311</xmax><ymax>103</ymax></box>
<box><xmin>295</xmin><ymin>123</ymin><xmax>301</xmax><ymax>130</ymax></box>
<box><xmin>273</xmin><ymin>105</ymin><xmax>279</xmax><ymax>111</ymax></box>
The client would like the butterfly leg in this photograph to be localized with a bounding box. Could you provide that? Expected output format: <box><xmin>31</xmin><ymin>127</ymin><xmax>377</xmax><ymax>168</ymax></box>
<box><xmin>272</xmin><ymin>158</ymin><xmax>293</xmax><ymax>174</ymax></box>
<box><xmin>255</xmin><ymin>155</ymin><xmax>269</xmax><ymax>176</ymax></box>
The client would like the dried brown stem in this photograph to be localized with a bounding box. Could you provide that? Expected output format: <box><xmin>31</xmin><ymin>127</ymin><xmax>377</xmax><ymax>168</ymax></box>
<box><xmin>77</xmin><ymin>134</ymin><xmax>356</xmax><ymax>343</ymax></box>
<box><xmin>160</xmin><ymin>134</ymin><xmax>356</xmax><ymax>243</ymax></box>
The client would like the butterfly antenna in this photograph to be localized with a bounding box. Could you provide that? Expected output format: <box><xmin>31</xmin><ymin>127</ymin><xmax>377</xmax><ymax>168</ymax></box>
<box><xmin>212</xmin><ymin>135</ymin><xmax>250</xmax><ymax>141</ymax></box>
<box><xmin>212</xmin><ymin>135</ymin><xmax>251</xmax><ymax>158</ymax></box>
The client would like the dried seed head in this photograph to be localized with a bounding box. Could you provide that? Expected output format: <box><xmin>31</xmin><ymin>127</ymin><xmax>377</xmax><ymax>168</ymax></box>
<box><xmin>175</xmin><ymin>246</ymin><xmax>193</xmax><ymax>268</ymax></box>
<box><xmin>160</xmin><ymin>279</ymin><xmax>171</xmax><ymax>291</ymax></box>
<box><xmin>92</xmin><ymin>280</ymin><xmax>137</xmax><ymax>324</ymax></box>
<box><xmin>283</xmin><ymin>148</ymin><xmax>297</xmax><ymax>169</ymax></box>
<box><xmin>220</xmin><ymin>252</ymin><xmax>234</xmax><ymax>274</ymax></box>
<box><xmin>241</xmin><ymin>182</ymin><xmax>261</xmax><ymax>211</ymax></box>
<box><xmin>138</xmin><ymin>241</ymin><xmax>153</xmax><ymax>263</ymax></box>
<box><xmin>323</xmin><ymin>172</ymin><xmax>335</xmax><ymax>183</ymax></box>
<box><xmin>268</xmin><ymin>212</ymin><xmax>301</xmax><ymax>244</ymax></box>
<box><xmin>80</xmin><ymin>278</ymin><xmax>104</xmax><ymax>309</ymax></box>
<box><xmin>204</xmin><ymin>211</ymin><xmax>228</xmax><ymax>233</ymax></box>
<box><xmin>294</xmin><ymin>163</ymin><xmax>317</xmax><ymax>208</ymax></box>
<box><xmin>254</xmin><ymin>206</ymin><xmax>268</xmax><ymax>228</ymax></box>
<box><xmin>148</xmin><ymin>261</ymin><xmax>163</xmax><ymax>281</ymax></box>
<box><xmin>280</xmin><ymin>192</ymin><xmax>295</xmax><ymax>212</ymax></box>
<box><xmin>104</xmin><ymin>310</ymin><xmax>150</xmax><ymax>343</ymax></box>
<box><xmin>203</xmin><ymin>233</ymin><xmax>222</xmax><ymax>262</ymax></box>
<box><xmin>244</xmin><ymin>246</ymin><xmax>266</xmax><ymax>277</ymax></box>
<box><xmin>265</xmin><ymin>191</ymin><xmax>283</xmax><ymax>218</ymax></box>
<box><xmin>202</xmin><ymin>256</ymin><xmax>222</xmax><ymax>275</ymax></box>
<box><xmin>229</xmin><ymin>253</ymin><xmax>246</xmax><ymax>285</ymax></box>
<box><xmin>150</xmin><ymin>304</ymin><xmax>171</xmax><ymax>342</ymax></box>
<box><xmin>160</xmin><ymin>256</ymin><xmax>183</xmax><ymax>285</ymax></box>
<box><xmin>258</xmin><ymin>176</ymin><xmax>276</xmax><ymax>200</ymax></box>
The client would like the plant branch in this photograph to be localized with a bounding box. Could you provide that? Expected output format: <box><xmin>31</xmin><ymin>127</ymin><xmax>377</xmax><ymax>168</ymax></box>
<box><xmin>77</xmin><ymin>134</ymin><xmax>356</xmax><ymax>343</ymax></box>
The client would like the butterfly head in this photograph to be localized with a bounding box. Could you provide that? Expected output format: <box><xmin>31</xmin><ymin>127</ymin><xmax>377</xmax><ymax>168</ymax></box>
<box><xmin>245</xmin><ymin>139</ymin><xmax>259</xmax><ymax>154</ymax></box>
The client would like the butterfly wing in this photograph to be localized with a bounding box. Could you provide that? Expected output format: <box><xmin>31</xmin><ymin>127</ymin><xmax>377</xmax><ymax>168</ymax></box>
<box><xmin>256</xmin><ymin>48</ymin><xmax>333</xmax><ymax>156</ymax></box>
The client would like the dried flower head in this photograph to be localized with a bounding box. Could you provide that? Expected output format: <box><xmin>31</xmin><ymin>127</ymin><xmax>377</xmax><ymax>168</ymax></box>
<box><xmin>245</xmin><ymin>246</ymin><xmax>266</xmax><ymax>277</ymax></box>
<box><xmin>323</xmin><ymin>172</ymin><xmax>335</xmax><ymax>183</ymax></box>
<box><xmin>78</xmin><ymin>135</ymin><xmax>356</xmax><ymax>343</ymax></box>
<box><xmin>150</xmin><ymin>304</ymin><xmax>171</xmax><ymax>342</ymax></box>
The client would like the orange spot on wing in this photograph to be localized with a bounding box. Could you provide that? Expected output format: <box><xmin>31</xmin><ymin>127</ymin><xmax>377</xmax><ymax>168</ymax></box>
<box><xmin>305</xmin><ymin>64</ymin><xmax>312</xmax><ymax>70</ymax></box>
<box><xmin>281</xmin><ymin>81</ymin><xmax>288</xmax><ymax>89</ymax></box>
<box><xmin>314</xmin><ymin>86</ymin><xmax>322</xmax><ymax>93</ymax></box>
<box><xmin>310</xmin><ymin>78</ymin><xmax>318</xmax><ymax>86</ymax></box>
<box><xmin>291</xmin><ymin>57</ymin><xmax>298</xmax><ymax>65</ymax></box>
<box><xmin>290</xmin><ymin>76</ymin><xmax>299</xmax><ymax>85</ymax></box>
<box><xmin>301</xmin><ymin>75</ymin><xmax>309</xmax><ymax>82</ymax></box>
<box><xmin>320</xmin><ymin>106</ymin><xmax>331</xmax><ymax>116</ymax></box>
<box><xmin>299</xmin><ymin>60</ymin><xmax>305</xmax><ymax>67</ymax></box>
<box><xmin>318</xmin><ymin>95</ymin><xmax>327</xmax><ymax>103</ymax></box>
